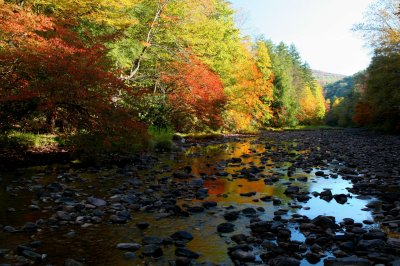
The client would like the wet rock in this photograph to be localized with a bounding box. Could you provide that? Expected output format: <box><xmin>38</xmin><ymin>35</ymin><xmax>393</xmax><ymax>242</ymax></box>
<box><xmin>109</xmin><ymin>210</ymin><xmax>131</xmax><ymax>224</ymax></box>
<box><xmin>64</xmin><ymin>259</ymin><xmax>83</xmax><ymax>266</ymax></box>
<box><xmin>250</xmin><ymin>220</ymin><xmax>273</xmax><ymax>234</ymax></box>
<box><xmin>333</xmin><ymin>194</ymin><xmax>348</xmax><ymax>204</ymax></box>
<box><xmin>3</xmin><ymin>225</ymin><xmax>16</xmax><ymax>233</ymax></box>
<box><xmin>315</xmin><ymin>171</ymin><xmax>325</xmax><ymax>176</ymax></box>
<box><xmin>387</xmin><ymin>238</ymin><xmax>400</xmax><ymax>248</ymax></box>
<box><xmin>142</xmin><ymin>244</ymin><xmax>163</xmax><ymax>257</ymax></box>
<box><xmin>217</xmin><ymin>223</ymin><xmax>235</xmax><ymax>233</ymax></box>
<box><xmin>324</xmin><ymin>256</ymin><xmax>370</xmax><ymax>266</ymax></box>
<box><xmin>21</xmin><ymin>250</ymin><xmax>47</xmax><ymax>262</ymax></box>
<box><xmin>270</xmin><ymin>256</ymin><xmax>300</xmax><ymax>266</ymax></box>
<box><xmin>188</xmin><ymin>206</ymin><xmax>204</xmax><ymax>213</ymax></box>
<box><xmin>363</xmin><ymin>231</ymin><xmax>387</xmax><ymax>240</ymax></box>
<box><xmin>297</xmin><ymin>176</ymin><xmax>308</xmax><ymax>182</ymax></box>
<box><xmin>87</xmin><ymin>197</ymin><xmax>106</xmax><ymax>207</ymax></box>
<box><xmin>240</xmin><ymin>192</ymin><xmax>256</xmax><ymax>197</ymax></box>
<box><xmin>116</xmin><ymin>243</ymin><xmax>141</xmax><ymax>251</ymax></box>
<box><xmin>242</xmin><ymin>207</ymin><xmax>257</xmax><ymax>216</ymax></box>
<box><xmin>202</xmin><ymin>201</ymin><xmax>217</xmax><ymax>209</ymax></box>
<box><xmin>142</xmin><ymin>236</ymin><xmax>164</xmax><ymax>246</ymax></box>
<box><xmin>28</xmin><ymin>205</ymin><xmax>40</xmax><ymax>211</ymax></box>
<box><xmin>175</xmin><ymin>257</ymin><xmax>192</xmax><ymax>265</ymax></box>
<box><xmin>284</xmin><ymin>186</ymin><xmax>300</xmax><ymax>194</ymax></box>
<box><xmin>0</xmin><ymin>249</ymin><xmax>10</xmax><ymax>257</ymax></box>
<box><xmin>136</xmin><ymin>222</ymin><xmax>149</xmax><ymax>230</ymax></box>
<box><xmin>320</xmin><ymin>189</ymin><xmax>333</xmax><ymax>201</ymax></box>
<box><xmin>175</xmin><ymin>247</ymin><xmax>199</xmax><ymax>259</ymax></box>
<box><xmin>171</xmin><ymin>231</ymin><xmax>193</xmax><ymax>241</ymax></box>
<box><xmin>260</xmin><ymin>195</ymin><xmax>272</xmax><ymax>202</ymax></box>
<box><xmin>123</xmin><ymin>252</ymin><xmax>135</xmax><ymax>260</ymax></box>
<box><xmin>342</xmin><ymin>218</ymin><xmax>355</xmax><ymax>226</ymax></box>
<box><xmin>56</xmin><ymin>211</ymin><xmax>72</xmax><ymax>221</ymax></box>
<box><xmin>357</xmin><ymin>239</ymin><xmax>386</xmax><ymax>250</ymax></box>
<box><xmin>311</xmin><ymin>215</ymin><xmax>336</xmax><ymax>230</ymax></box>
<box><xmin>305</xmin><ymin>252</ymin><xmax>321</xmax><ymax>264</ymax></box>
<box><xmin>224</xmin><ymin>211</ymin><xmax>240</xmax><ymax>221</ymax></box>
<box><xmin>231</xmin><ymin>234</ymin><xmax>248</xmax><ymax>244</ymax></box>
<box><xmin>365</xmin><ymin>201</ymin><xmax>381</xmax><ymax>208</ymax></box>
<box><xmin>22</xmin><ymin>222</ymin><xmax>38</xmax><ymax>233</ymax></box>
<box><xmin>230</xmin><ymin>249</ymin><xmax>255</xmax><ymax>262</ymax></box>
<box><xmin>277</xmin><ymin>228</ymin><xmax>291</xmax><ymax>240</ymax></box>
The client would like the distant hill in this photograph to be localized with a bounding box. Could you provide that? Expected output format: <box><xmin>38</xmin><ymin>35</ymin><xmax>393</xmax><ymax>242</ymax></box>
<box><xmin>324</xmin><ymin>76</ymin><xmax>355</xmax><ymax>101</ymax></box>
<box><xmin>312</xmin><ymin>70</ymin><xmax>347</xmax><ymax>86</ymax></box>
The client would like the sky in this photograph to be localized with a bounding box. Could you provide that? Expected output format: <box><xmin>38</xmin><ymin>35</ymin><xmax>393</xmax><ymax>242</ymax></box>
<box><xmin>229</xmin><ymin>0</ymin><xmax>374</xmax><ymax>75</ymax></box>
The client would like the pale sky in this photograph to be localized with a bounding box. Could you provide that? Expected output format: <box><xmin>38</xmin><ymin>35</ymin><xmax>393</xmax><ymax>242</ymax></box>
<box><xmin>229</xmin><ymin>0</ymin><xmax>374</xmax><ymax>75</ymax></box>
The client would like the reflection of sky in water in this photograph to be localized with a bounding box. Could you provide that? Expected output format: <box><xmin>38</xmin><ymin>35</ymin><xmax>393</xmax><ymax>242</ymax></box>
<box><xmin>298</xmin><ymin>174</ymin><xmax>374</xmax><ymax>223</ymax></box>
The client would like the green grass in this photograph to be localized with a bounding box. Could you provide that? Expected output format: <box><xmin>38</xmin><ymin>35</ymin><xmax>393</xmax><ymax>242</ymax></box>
<box><xmin>0</xmin><ymin>131</ymin><xmax>58</xmax><ymax>149</ymax></box>
<box><xmin>282</xmin><ymin>125</ymin><xmax>343</xmax><ymax>131</ymax></box>
<box><xmin>148</xmin><ymin>126</ymin><xmax>175</xmax><ymax>151</ymax></box>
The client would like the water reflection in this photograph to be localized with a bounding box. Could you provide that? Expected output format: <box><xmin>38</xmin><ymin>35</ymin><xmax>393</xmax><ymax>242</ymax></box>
<box><xmin>0</xmin><ymin>138</ymin><xmax>379</xmax><ymax>265</ymax></box>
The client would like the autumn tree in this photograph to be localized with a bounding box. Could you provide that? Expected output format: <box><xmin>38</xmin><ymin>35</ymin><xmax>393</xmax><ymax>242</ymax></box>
<box><xmin>0</xmin><ymin>3</ymin><xmax>147</xmax><ymax>150</ymax></box>
<box><xmin>162</xmin><ymin>56</ymin><xmax>226</xmax><ymax>132</ymax></box>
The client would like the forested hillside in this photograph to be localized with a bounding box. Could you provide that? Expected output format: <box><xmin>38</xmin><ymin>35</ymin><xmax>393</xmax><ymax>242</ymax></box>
<box><xmin>312</xmin><ymin>70</ymin><xmax>347</xmax><ymax>86</ymax></box>
<box><xmin>0</xmin><ymin>0</ymin><xmax>327</xmax><ymax>153</ymax></box>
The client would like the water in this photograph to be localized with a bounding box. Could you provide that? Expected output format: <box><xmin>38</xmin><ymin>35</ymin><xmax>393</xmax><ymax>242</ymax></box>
<box><xmin>0</xmin><ymin>138</ymin><xmax>382</xmax><ymax>265</ymax></box>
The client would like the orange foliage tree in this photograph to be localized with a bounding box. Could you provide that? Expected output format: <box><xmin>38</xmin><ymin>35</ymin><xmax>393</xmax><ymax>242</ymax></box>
<box><xmin>162</xmin><ymin>55</ymin><xmax>226</xmax><ymax>132</ymax></box>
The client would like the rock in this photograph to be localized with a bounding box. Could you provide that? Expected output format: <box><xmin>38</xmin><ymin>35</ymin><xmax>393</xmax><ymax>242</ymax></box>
<box><xmin>324</xmin><ymin>256</ymin><xmax>370</xmax><ymax>266</ymax></box>
<box><xmin>171</xmin><ymin>231</ymin><xmax>194</xmax><ymax>241</ymax></box>
<box><xmin>277</xmin><ymin>228</ymin><xmax>291</xmax><ymax>240</ymax></box>
<box><xmin>3</xmin><ymin>225</ymin><xmax>16</xmax><ymax>233</ymax></box>
<box><xmin>116</xmin><ymin>243</ymin><xmax>141</xmax><ymax>251</ymax></box>
<box><xmin>365</xmin><ymin>201</ymin><xmax>381</xmax><ymax>208</ymax></box>
<box><xmin>363</xmin><ymin>231</ymin><xmax>387</xmax><ymax>240</ymax></box>
<box><xmin>357</xmin><ymin>239</ymin><xmax>386</xmax><ymax>250</ymax></box>
<box><xmin>250</xmin><ymin>221</ymin><xmax>273</xmax><ymax>234</ymax></box>
<box><xmin>202</xmin><ymin>201</ymin><xmax>217</xmax><ymax>209</ymax></box>
<box><xmin>224</xmin><ymin>211</ymin><xmax>240</xmax><ymax>221</ymax></box>
<box><xmin>387</xmin><ymin>238</ymin><xmax>400</xmax><ymax>248</ymax></box>
<box><xmin>22</xmin><ymin>222</ymin><xmax>38</xmax><ymax>232</ymax></box>
<box><xmin>240</xmin><ymin>192</ymin><xmax>256</xmax><ymax>197</ymax></box>
<box><xmin>188</xmin><ymin>206</ymin><xmax>204</xmax><ymax>213</ymax></box>
<box><xmin>142</xmin><ymin>244</ymin><xmax>163</xmax><ymax>257</ymax></box>
<box><xmin>64</xmin><ymin>259</ymin><xmax>83</xmax><ymax>266</ymax></box>
<box><xmin>142</xmin><ymin>236</ymin><xmax>164</xmax><ymax>245</ymax></box>
<box><xmin>284</xmin><ymin>186</ymin><xmax>300</xmax><ymax>194</ymax></box>
<box><xmin>231</xmin><ymin>234</ymin><xmax>248</xmax><ymax>244</ymax></box>
<box><xmin>57</xmin><ymin>211</ymin><xmax>72</xmax><ymax>221</ymax></box>
<box><xmin>311</xmin><ymin>215</ymin><xmax>336</xmax><ymax>230</ymax></box>
<box><xmin>241</xmin><ymin>207</ymin><xmax>256</xmax><ymax>215</ymax></box>
<box><xmin>123</xmin><ymin>252</ymin><xmax>135</xmax><ymax>260</ymax></box>
<box><xmin>29</xmin><ymin>205</ymin><xmax>40</xmax><ymax>211</ymax></box>
<box><xmin>270</xmin><ymin>256</ymin><xmax>300</xmax><ymax>266</ymax></box>
<box><xmin>136</xmin><ymin>222</ymin><xmax>149</xmax><ymax>230</ymax></box>
<box><xmin>333</xmin><ymin>194</ymin><xmax>348</xmax><ymax>204</ymax></box>
<box><xmin>0</xmin><ymin>249</ymin><xmax>10</xmax><ymax>257</ymax></box>
<box><xmin>21</xmin><ymin>249</ymin><xmax>46</xmax><ymax>262</ymax></box>
<box><xmin>230</xmin><ymin>249</ymin><xmax>255</xmax><ymax>262</ymax></box>
<box><xmin>175</xmin><ymin>257</ymin><xmax>192</xmax><ymax>265</ymax></box>
<box><xmin>175</xmin><ymin>247</ymin><xmax>200</xmax><ymax>259</ymax></box>
<box><xmin>217</xmin><ymin>223</ymin><xmax>235</xmax><ymax>233</ymax></box>
<box><xmin>87</xmin><ymin>197</ymin><xmax>106</xmax><ymax>207</ymax></box>
<box><xmin>305</xmin><ymin>252</ymin><xmax>321</xmax><ymax>264</ymax></box>
<box><xmin>315</xmin><ymin>171</ymin><xmax>325</xmax><ymax>176</ymax></box>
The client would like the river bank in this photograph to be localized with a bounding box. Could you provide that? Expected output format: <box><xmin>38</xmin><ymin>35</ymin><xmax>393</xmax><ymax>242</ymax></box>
<box><xmin>0</xmin><ymin>129</ymin><xmax>399</xmax><ymax>265</ymax></box>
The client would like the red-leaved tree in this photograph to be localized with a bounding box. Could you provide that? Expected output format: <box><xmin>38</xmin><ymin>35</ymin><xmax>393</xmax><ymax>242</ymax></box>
<box><xmin>0</xmin><ymin>4</ymin><xmax>147</xmax><ymax>152</ymax></box>
<box><xmin>162</xmin><ymin>56</ymin><xmax>226</xmax><ymax>132</ymax></box>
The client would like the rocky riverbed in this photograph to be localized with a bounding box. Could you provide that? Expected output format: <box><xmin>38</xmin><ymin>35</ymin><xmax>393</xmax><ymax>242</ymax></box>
<box><xmin>0</xmin><ymin>129</ymin><xmax>399</xmax><ymax>266</ymax></box>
